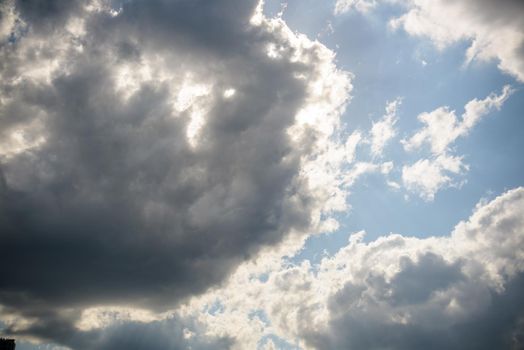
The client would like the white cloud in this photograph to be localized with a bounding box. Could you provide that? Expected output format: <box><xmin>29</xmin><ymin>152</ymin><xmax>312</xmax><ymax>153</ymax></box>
<box><xmin>334</xmin><ymin>0</ymin><xmax>378</xmax><ymax>15</ymax></box>
<box><xmin>335</xmin><ymin>0</ymin><xmax>524</xmax><ymax>82</ymax></box>
<box><xmin>370</xmin><ymin>98</ymin><xmax>401</xmax><ymax>157</ymax></box>
<box><xmin>344</xmin><ymin>161</ymin><xmax>393</xmax><ymax>187</ymax></box>
<box><xmin>402</xmin><ymin>85</ymin><xmax>513</xmax><ymax>155</ymax></box>
<box><xmin>400</xmin><ymin>86</ymin><xmax>512</xmax><ymax>200</ymax></box>
<box><xmin>402</xmin><ymin>154</ymin><xmax>467</xmax><ymax>201</ymax></box>
<box><xmin>389</xmin><ymin>0</ymin><xmax>524</xmax><ymax>82</ymax></box>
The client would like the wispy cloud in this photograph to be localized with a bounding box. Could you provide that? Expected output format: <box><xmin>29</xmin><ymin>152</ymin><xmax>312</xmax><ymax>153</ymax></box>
<box><xmin>370</xmin><ymin>98</ymin><xmax>401</xmax><ymax>158</ymax></box>
<box><xmin>401</xmin><ymin>86</ymin><xmax>513</xmax><ymax>200</ymax></box>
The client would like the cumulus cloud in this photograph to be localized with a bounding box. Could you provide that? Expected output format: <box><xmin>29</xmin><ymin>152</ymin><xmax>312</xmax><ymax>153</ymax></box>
<box><xmin>401</xmin><ymin>86</ymin><xmax>512</xmax><ymax>200</ymax></box>
<box><xmin>0</xmin><ymin>0</ymin><xmax>352</xmax><ymax>347</ymax></box>
<box><xmin>335</xmin><ymin>0</ymin><xmax>524</xmax><ymax>82</ymax></box>
<box><xmin>307</xmin><ymin>187</ymin><xmax>524</xmax><ymax>350</ymax></box>
<box><xmin>181</xmin><ymin>187</ymin><xmax>524</xmax><ymax>349</ymax></box>
<box><xmin>402</xmin><ymin>85</ymin><xmax>513</xmax><ymax>155</ymax></box>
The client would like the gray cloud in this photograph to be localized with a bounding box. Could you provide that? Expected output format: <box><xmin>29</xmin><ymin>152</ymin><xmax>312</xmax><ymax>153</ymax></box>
<box><xmin>461</xmin><ymin>0</ymin><xmax>524</xmax><ymax>27</ymax></box>
<box><xmin>11</xmin><ymin>315</ymin><xmax>233</xmax><ymax>350</ymax></box>
<box><xmin>14</xmin><ymin>0</ymin><xmax>84</xmax><ymax>31</ymax></box>
<box><xmin>85</xmin><ymin>317</ymin><xmax>233</xmax><ymax>350</ymax></box>
<box><xmin>170</xmin><ymin>188</ymin><xmax>524</xmax><ymax>349</ymax></box>
<box><xmin>298</xmin><ymin>188</ymin><xmax>524</xmax><ymax>350</ymax></box>
<box><xmin>388</xmin><ymin>253</ymin><xmax>464</xmax><ymax>306</ymax></box>
<box><xmin>316</xmin><ymin>271</ymin><xmax>524</xmax><ymax>350</ymax></box>
<box><xmin>0</xmin><ymin>0</ymin><xmax>350</xmax><ymax>347</ymax></box>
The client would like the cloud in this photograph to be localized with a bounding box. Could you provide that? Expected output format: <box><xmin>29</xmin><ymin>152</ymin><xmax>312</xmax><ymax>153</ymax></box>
<box><xmin>390</xmin><ymin>0</ymin><xmax>524</xmax><ymax>82</ymax></box>
<box><xmin>402</xmin><ymin>154</ymin><xmax>467</xmax><ymax>201</ymax></box>
<box><xmin>344</xmin><ymin>130</ymin><xmax>362</xmax><ymax>163</ymax></box>
<box><xmin>0</xmin><ymin>0</ymin><xmax>352</xmax><ymax>346</ymax></box>
<box><xmin>344</xmin><ymin>160</ymin><xmax>393</xmax><ymax>187</ymax></box>
<box><xmin>6</xmin><ymin>311</ymin><xmax>232</xmax><ymax>350</ymax></box>
<box><xmin>370</xmin><ymin>98</ymin><xmax>400</xmax><ymax>157</ymax></box>
<box><xmin>402</xmin><ymin>85</ymin><xmax>513</xmax><ymax>155</ymax></box>
<box><xmin>400</xmin><ymin>86</ymin><xmax>512</xmax><ymax>200</ymax></box>
<box><xmin>306</xmin><ymin>187</ymin><xmax>524</xmax><ymax>350</ymax></box>
<box><xmin>181</xmin><ymin>187</ymin><xmax>524</xmax><ymax>349</ymax></box>
<box><xmin>81</xmin><ymin>317</ymin><xmax>232</xmax><ymax>350</ymax></box>
<box><xmin>335</xmin><ymin>0</ymin><xmax>524</xmax><ymax>82</ymax></box>
<box><xmin>334</xmin><ymin>0</ymin><xmax>378</xmax><ymax>15</ymax></box>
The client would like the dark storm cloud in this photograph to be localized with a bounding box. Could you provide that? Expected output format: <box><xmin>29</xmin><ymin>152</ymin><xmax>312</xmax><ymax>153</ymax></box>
<box><xmin>84</xmin><ymin>317</ymin><xmax>233</xmax><ymax>350</ymax></box>
<box><xmin>0</xmin><ymin>0</ymin><xmax>336</xmax><ymax>347</ymax></box>
<box><xmin>7</xmin><ymin>314</ymin><xmax>232</xmax><ymax>350</ymax></box>
<box><xmin>112</xmin><ymin>0</ymin><xmax>258</xmax><ymax>55</ymax></box>
<box><xmin>14</xmin><ymin>0</ymin><xmax>84</xmax><ymax>30</ymax></box>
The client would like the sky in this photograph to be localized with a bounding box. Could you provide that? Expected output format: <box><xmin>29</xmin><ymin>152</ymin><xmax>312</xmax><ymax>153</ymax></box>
<box><xmin>0</xmin><ymin>0</ymin><xmax>523</xmax><ymax>349</ymax></box>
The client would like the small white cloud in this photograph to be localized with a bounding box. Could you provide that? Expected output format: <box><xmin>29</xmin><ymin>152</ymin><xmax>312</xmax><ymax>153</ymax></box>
<box><xmin>334</xmin><ymin>0</ymin><xmax>378</xmax><ymax>15</ymax></box>
<box><xmin>402</xmin><ymin>154</ymin><xmax>467</xmax><ymax>201</ymax></box>
<box><xmin>401</xmin><ymin>86</ymin><xmax>512</xmax><ymax>200</ymax></box>
<box><xmin>344</xmin><ymin>130</ymin><xmax>362</xmax><ymax>163</ymax></box>
<box><xmin>344</xmin><ymin>161</ymin><xmax>394</xmax><ymax>187</ymax></box>
<box><xmin>370</xmin><ymin>98</ymin><xmax>401</xmax><ymax>157</ymax></box>
<box><xmin>402</xmin><ymin>86</ymin><xmax>513</xmax><ymax>155</ymax></box>
<box><xmin>387</xmin><ymin>180</ymin><xmax>401</xmax><ymax>190</ymax></box>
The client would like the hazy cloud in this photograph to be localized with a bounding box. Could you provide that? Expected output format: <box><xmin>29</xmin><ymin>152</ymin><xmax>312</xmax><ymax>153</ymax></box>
<box><xmin>370</xmin><ymin>98</ymin><xmax>400</xmax><ymax>158</ymax></box>
<box><xmin>402</xmin><ymin>86</ymin><xmax>513</xmax><ymax>155</ymax></box>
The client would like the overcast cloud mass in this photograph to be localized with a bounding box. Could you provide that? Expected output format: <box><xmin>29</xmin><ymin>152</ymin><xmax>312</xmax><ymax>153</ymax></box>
<box><xmin>1</xmin><ymin>0</ymin><xmax>523</xmax><ymax>349</ymax></box>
